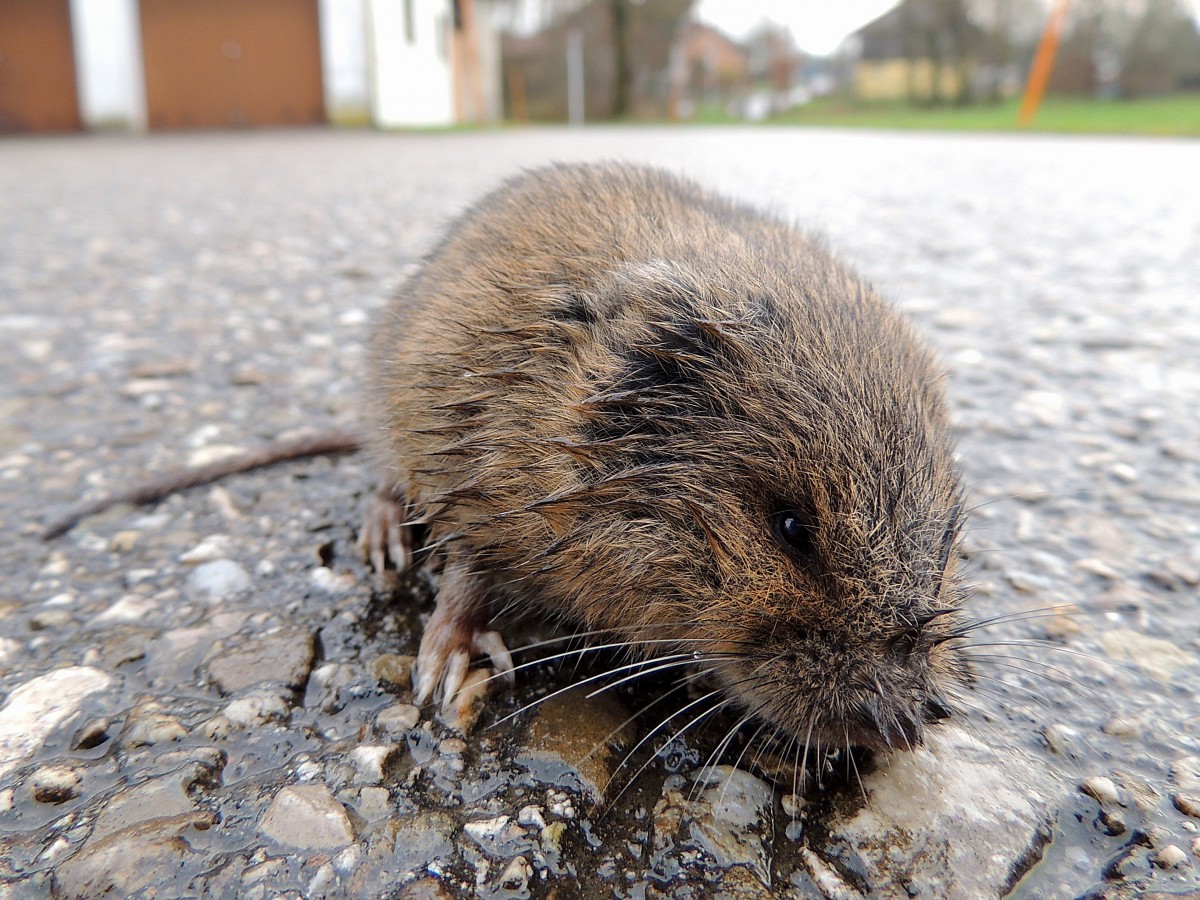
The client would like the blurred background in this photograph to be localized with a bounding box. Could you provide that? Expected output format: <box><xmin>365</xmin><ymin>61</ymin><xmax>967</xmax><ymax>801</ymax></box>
<box><xmin>1</xmin><ymin>0</ymin><xmax>1198</xmax><ymax>136</ymax></box>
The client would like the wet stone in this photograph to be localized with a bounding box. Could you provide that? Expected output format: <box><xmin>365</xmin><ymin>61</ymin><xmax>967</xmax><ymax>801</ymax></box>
<box><xmin>398</xmin><ymin>877</ymin><xmax>455</xmax><ymax>899</ymax></box>
<box><xmin>30</xmin><ymin>764</ymin><xmax>83</xmax><ymax>804</ymax></box>
<box><xmin>260</xmin><ymin>783</ymin><xmax>354</xmax><ymax>850</ymax></box>
<box><xmin>1174</xmin><ymin>793</ymin><xmax>1200</xmax><ymax>819</ymax></box>
<box><xmin>122</xmin><ymin>701</ymin><xmax>189</xmax><ymax>747</ymax></box>
<box><xmin>437</xmin><ymin>666</ymin><xmax>492</xmax><ymax>735</ymax></box>
<box><xmin>375</xmin><ymin>811</ymin><xmax>457</xmax><ymax>875</ymax></box>
<box><xmin>371</xmin><ymin>653</ymin><xmax>415</xmax><ymax>690</ymax></box>
<box><xmin>514</xmin><ymin>688</ymin><xmax>633</xmax><ymax>806</ymax></box>
<box><xmin>186</xmin><ymin>558</ymin><xmax>252</xmax><ymax>602</ymax></box>
<box><xmin>652</xmin><ymin>766</ymin><xmax>775</xmax><ymax>887</ymax></box>
<box><xmin>92</xmin><ymin>760</ymin><xmax>220</xmax><ymax>840</ymax></box>
<box><xmin>1171</xmin><ymin>757</ymin><xmax>1200</xmax><ymax>792</ymax></box>
<box><xmin>375</xmin><ymin>702</ymin><xmax>420</xmax><ymax>736</ymax></box>
<box><xmin>1152</xmin><ymin>845</ymin><xmax>1188</xmax><ymax>869</ymax></box>
<box><xmin>1081</xmin><ymin>775</ymin><xmax>1122</xmax><ymax>808</ymax></box>
<box><xmin>825</xmin><ymin>727</ymin><xmax>1055</xmax><ymax>898</ymax></box>
<box><xmin>1098</xmin><ymin>629</ymin><xmax>1195</xmax><ymax>683</ymax></box>
<box><xmin>220</xmin><ymin>689</ymin><xmax>291</xmax><ymax>728</ymax></box>
<box><xmin>205</xmin><ymin>627</ymin><xmax>316</xmax><ymax>696</ymax></box>
<box><xmin>52</xmin><ymin>813</ymin><xmax>216</xmax><ymax>897</ymax></box>
<box><xmin>0</xmin><ymin>666</ymin><xmax>113</xmax><ymax>778</ymax></box>
<box><xmin>349</xmin><ymin>744</ymin><xmax>405</xmax><ymax>783</ymax></box>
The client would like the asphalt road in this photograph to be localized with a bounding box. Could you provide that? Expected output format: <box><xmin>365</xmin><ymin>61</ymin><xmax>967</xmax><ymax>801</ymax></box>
<box><xmin>1</xmin><ymin>126</ymin><xmax>1198</xmax><ymax>897</ymax></box>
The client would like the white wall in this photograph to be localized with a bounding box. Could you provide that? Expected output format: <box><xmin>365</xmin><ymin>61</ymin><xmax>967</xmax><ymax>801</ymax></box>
<box><xmin>367</xmin><ymin>0</ymin><xmax>454</xmax><ymax>127</ymax></box>
<box><xmin>70</xmin><ymin>0</ymin><xmax>146</xmax><ymax>130</ymax></box>
<box><xmin>319</xmin><ymin>0</ymin><xmax>371</xmax><ymax>124</ymax></box>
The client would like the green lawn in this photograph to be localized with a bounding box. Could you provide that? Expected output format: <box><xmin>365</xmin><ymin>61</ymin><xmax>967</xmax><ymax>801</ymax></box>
<box><xmin>762</xmin><ymin>95</ymin><xmax>1200</xmax><ymax>137</ymax></box>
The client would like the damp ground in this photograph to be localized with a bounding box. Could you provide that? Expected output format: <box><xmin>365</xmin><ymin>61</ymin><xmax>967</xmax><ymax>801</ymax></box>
<box><xmin>1</xmin><ymin>128</ymin><xmax>1198</xmax><ymax>898</ymax></box>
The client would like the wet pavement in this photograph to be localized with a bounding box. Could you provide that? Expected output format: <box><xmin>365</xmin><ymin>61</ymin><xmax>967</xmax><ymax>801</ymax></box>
<box><xmin>1</xmin><ymin>126</ymin><xmax>1198</xmax><ymax>898</ymax></box>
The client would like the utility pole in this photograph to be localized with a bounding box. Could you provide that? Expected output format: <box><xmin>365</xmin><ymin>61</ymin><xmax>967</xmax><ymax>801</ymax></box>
<box><xmin>1018</xmin><ymin>0</ymin><xmax>1072</xmax><ymax>127</ymax></box>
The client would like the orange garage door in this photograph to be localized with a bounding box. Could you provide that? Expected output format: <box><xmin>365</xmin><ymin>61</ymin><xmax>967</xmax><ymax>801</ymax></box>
<box><xmin>0</xmin><ymin>0</ymin><xmax>82</xmax><ymax>133</ymax></box>
<box><xmin>140</xmin><ymin>0</ymin><xmax>325</xmax><ymax>129</ymax></box>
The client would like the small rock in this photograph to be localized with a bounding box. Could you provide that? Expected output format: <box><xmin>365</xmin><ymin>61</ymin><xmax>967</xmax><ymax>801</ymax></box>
<box><xmin>92</xmin><ymin>594</ymin><xmax>157</xmax><ymax>625</ymax></box>
<box><xmin>187</xmin><ymin>559</ymin><xmax>252</xmax><ymax>601</ymax></box>
<box><xmin>1171</xmin><ymin>756</ymin><xmax>1200</xmax><ymax>792</ymax></box>
<box><xmin>349</xmin><ymin>744</ymin><xmax>404</xmax><ymax>783</ymax></box>
<box><xmin>383</xmin><ymin>811</ymin><xmax>457</xmax><ymax>874</ymax></box>
<box><xmin>51</xmin><ymin>813</ymin><xmax>215</xmax><ymax>897</ymax></box>
<box><xmin>179</xmin><ymin>535</ymin><xmax>234</xmax><ymax>565</ymax></box>
<box><xmin>1174</xmin><ymin>794</ymin><xmax>1200</xmax><ymax>818</ymax></box>
<box><xmin>371</xmin><ymin>654</ymin><xmax>416</xmax><ymax>690</ymax></box>
<box><xmin>1152</xmin><ymin>845</ymin><xmax>1188</xmax><ymax>869</ymax></box>
<box><xmin>123</xmin><ymin>702</ymin><xmax>189</xmax><ymax>747</ymax></box>
<box><xmin>782</xmin><ymin>793</ymin><xmax>805</xmax><ymax>818</ymax></box>
<box><xmin>355</xmin><ymin>786</ymin><xmax>392</xmax><ymax>822</ymax></box>
<box><xmin>0</xmin><ymin>667</ymin><xmax>113</xmax><ymax>778</ymax></box>
<box><xmin>1074</xmin><ymin>557</ymin><xmax>1120</xmax><ymax>580</ymax></box>
<box><xmin>109</xmin><ymin>531</ymin><xmax>141</xmax><ymax>553</ymax></box>
<box><xmin>30</xmin><ymin>765</ymin><xmax>83</xmax><ymax>803</ymax></box>
<box><xmin>440</xmin><ymin>738</ymin><xmax>467</xmax><ymax>758</ymax></box>
<box><xmin>310</xmin><ymin>567</ymin><xmax>356</xmax><ymax>594</ymax></box>
<box><xmin>309</xmin><ymin>661</ymin><xmax>358</xmax><ymax>712</ymax></box>
<box><xmin>1101</xmin><ymin>717</ymin><xmax>1138</xmax><ymax>738</ymax></box>
<box><xmin>1081</xmin><ymin>776</ymin><xmax>1121</xmax><ymax>808</ymax></box>
<box><xmin>307</xmin><ymin>863</ymin><xmax>336</xmax><ymax>895</ymax></box>
<box><xmin>0</xmin><ymin>637</ymin><xmax>20</xmax><ymax>666</ymax></box>
<box><xmin>222</xmin><ymin>690</ymin><xmax>290</xmax><ymax>727</ymax></box>
<box><xmin>398</xmin><ymin>878</ymin><xmax>454</xmax><ymax>900</ymax></box>
<box><xmin>206</xmin><ymin>627</ymin><xmax>316</xmax><ymax>695</ymax></box>
<box><xmin>93</xmin><ymin>762</ymin><xmax>220</xmax><ymax>840</ymax></box>
<box><xmin>1098</xmin><ymin>810</ymin><xmax>1127</xmax><ymax>836</ymax></box>
<box><xmin>825</xmin><ymin>727</ymin><xmax>1055</xmax><ymax>898</ymax></box>
<box><xmin>1043</xmin><ymin>724</ymin><xmax>1084</xmax><ymax>759</ymax></box>
<box><xmin>260</xmin><ymin>784</ymin><xmax>354</xmax><ymax>850</ymax></box>
<box><xmin>1098</xmin><ymin>629</ymin><xmax>1194</xmax><ymax>682</ymax></box>
<box><xmin>683</xmin><ymin>767</ymin><xmax>775</xmax><ymax>885</ymax></box>
<box><xmin>464</xmin><ymin>814</ymin><xmax>514</xmax><ymax>846</ymax></box>
<box><xmin>375</xmin><ymin>703</ymin><xmax>420</xmax><ymax>736</ymax></box>
<box><xmin>438</xmin><ymin>667</ymin><xmax>492</xmax><ymax>735</ymax></box>
<box><xmin>29</xmin><ymin>609</ymin><xmax>72</xmax><ymax>631</ymax></box>
<box><xmin>517</xmin><ymin>805</ymin><xmax>546</xmax><ymax>829</ymax></box>
<box><xmin>71</xmin><ymin>718</ymin><xmax>111</xmax><ymax>751</ymax></box>
<box><xmin>497</xmin><ymin>856</ymin><xmax>531</xmax><ymax>893</ymax></box>
<box><xmin>514</xmin><ymin>687</ymin><xmax>633</xmax><ymax>805</ymax></box>
<box><xmin>187</xmin><ymin>445</ymin><xmax>244</xmax><ymax>467</ymax></box>
<box><xmin>124</xmin><ymin>567</ymin><xmax>158</xmax><ymax>587</ymax></box>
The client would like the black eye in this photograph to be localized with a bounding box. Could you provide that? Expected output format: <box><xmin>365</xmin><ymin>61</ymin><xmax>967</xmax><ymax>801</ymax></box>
<box><xmin>772</xmin><ymin>510</ymin><xmax>817</xmax><ymax>563</ymax></box>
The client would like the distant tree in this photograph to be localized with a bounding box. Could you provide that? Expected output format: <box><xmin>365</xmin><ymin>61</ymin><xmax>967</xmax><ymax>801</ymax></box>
<box><xmin>1119</xmin><ymin>0</ymin><xmax>1200</xmax><ymax>96</ymax></box>
<box><xmin>969</xmin><ymin>0</ymin><xmax>1044</xmax><ymax>101</ymax></box>
<box><xmin>500</xmin><ymin>0</ymin><xmax>694</xmax><ymax>121</ymax></box>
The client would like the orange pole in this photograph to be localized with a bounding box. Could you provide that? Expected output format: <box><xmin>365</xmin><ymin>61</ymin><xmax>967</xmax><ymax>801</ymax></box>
<box><xmin>1018</xmin><ymin>0</ymin><xmax>1072</xmax><ymax>127</ymax></box>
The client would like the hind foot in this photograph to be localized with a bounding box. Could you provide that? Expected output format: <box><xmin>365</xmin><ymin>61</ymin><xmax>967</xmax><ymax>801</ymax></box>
<box><xmin>359</xmin><ymin>487</ymin><xmax>414</xmax><ymax>573</ymax></box>
<box><xmin>413</xmin><ymin>558</ymin><xmax>514</xmax><ymax>708</ymax></box>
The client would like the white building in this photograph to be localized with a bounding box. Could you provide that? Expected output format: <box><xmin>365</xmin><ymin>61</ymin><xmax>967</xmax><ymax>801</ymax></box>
<box><xmin>0</xmin><ymin>0</ymin><xmax>502</xmax><ymax>132</ymax></box>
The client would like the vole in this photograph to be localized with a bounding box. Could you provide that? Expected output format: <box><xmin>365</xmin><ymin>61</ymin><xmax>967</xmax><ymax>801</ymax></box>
<box><xmin>48</xmin><ymin>163</ymin><xmax>970</xmax><ymax>755</ymax></box>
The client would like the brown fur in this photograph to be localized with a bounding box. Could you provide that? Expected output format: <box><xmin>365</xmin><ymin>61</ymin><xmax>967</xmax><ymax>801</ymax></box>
<box><xmin>369</xmin><ymin>163</ymin><xmax>970</xmax><ymax>752</ymax></box>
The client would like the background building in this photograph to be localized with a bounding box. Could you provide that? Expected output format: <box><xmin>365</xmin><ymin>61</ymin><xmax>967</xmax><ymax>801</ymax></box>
<box><xmin>0</xmin><ymin>0</ymin><xmax>503</xmax><ymax>132</ymax></box>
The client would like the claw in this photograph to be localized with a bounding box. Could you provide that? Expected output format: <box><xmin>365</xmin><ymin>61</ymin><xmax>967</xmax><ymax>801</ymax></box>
<box><xmin>476</xmin><ymin>631</ymin><xmax>515</xmax><ymax>686</ymax></box>
<box><xmin>410</xmin><ymin>558</ymin><xmax>514</xmax><ymax>709</ymax></box>
<box><xmin>359</xmin><ymin>488</ymin><xmax>413</xmax><ymax>573</ymax></box>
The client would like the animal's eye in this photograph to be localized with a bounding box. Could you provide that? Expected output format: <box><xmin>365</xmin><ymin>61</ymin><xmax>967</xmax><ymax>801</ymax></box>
<box><xmin>772</xmin><ymin>510</ymin><xmax>816</xmax><ymax>563</ymax></box>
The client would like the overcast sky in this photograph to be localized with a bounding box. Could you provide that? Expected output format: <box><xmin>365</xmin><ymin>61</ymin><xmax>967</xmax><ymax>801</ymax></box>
<box><xmin>695</xmin><ymin>0</ymin><xmax>1200</xmax><ymax>56</ymax></box>
<box><xmin>695</xmin><ymin>0</ymin><xmax>900</xmax><ymax>55</ymax></box>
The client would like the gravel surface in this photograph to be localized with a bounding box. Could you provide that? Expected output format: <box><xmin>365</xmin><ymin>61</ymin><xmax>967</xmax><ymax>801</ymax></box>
<box><xmin>1</xmin><ymin>127</ymin><xmax>1198</xmax><ymax>898</ymax></box>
